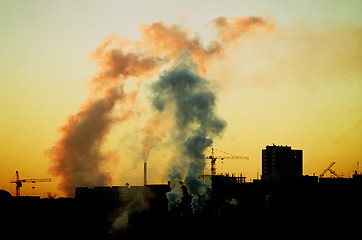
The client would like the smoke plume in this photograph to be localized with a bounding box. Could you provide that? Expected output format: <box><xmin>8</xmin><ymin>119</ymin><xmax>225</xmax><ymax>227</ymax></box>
<box><xmin>47</xmin><ymin>38</ymin><xmax>160</xmax><ymax>196</ymax></box>
<box><xmin>139</xmin><ymin>16</ymin><xmax>271</xmax><ymax>170</ymax></box>
<box><xmin>47</xmin><ymin>88</ymin><xmax>122</xmax><ymax>196</ymax></box>
<box><xmin>47</xmin><ymin>15</ymin><xmax>272</xmax><ymax>197</ymax></box>
<box><xmin>151</xmin><ymin>57</ymin><xmax>226</xmax><ymax>211</ymax></box>
<box><xmin>213</xmin><ymin>16</ymin><xmax>273</xmax><ymax>44</ymax></box>
<box><xmin>110</xmin><ymin>187</ymin><xmax>150</xmax><ymax>232</ymax></box>
<box><xmin>141</xmin><ymin>22</ymin><xmax>222</xmax><ymax>74</ymax></box>
<box><xmin>140</xmin><ymin>111</ymin><xmax>171</xmax><ymax>163</ymax></box>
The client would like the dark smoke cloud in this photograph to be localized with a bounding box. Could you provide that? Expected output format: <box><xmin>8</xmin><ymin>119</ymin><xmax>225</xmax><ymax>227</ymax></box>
<box><xmin>151</xmin><ymin>56</ymin><xmax>226</xmax><ymax>211</ymax></box>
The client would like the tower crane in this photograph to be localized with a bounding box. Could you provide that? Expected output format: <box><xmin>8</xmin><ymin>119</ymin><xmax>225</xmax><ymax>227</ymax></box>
<box><xmin>10</xmin><ymin>171</ymin><xmax>52</xmax><ymax>197</ymax></box>
<box><xmin>206</xmin><ymin>148</ymin><xmax>248</xmax><ymax>175</ymax></box>
<box><xmin>319</xmin><ymin>162</ymin><xmax>341</xmax><ymax>178</ymax></box>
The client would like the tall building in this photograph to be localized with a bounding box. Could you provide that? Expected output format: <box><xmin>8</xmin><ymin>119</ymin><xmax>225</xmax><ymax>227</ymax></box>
<box><xmin>262</xmin><ymin>144</ymin><xmax>303</xmax><ymax>182</ymax></box>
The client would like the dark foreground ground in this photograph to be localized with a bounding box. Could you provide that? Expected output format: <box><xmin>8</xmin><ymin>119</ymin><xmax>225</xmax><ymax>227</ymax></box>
<box><xmin>1</xmin><ymin>181</ymin><xmax>361</xmax><ymax>239</ymax></box>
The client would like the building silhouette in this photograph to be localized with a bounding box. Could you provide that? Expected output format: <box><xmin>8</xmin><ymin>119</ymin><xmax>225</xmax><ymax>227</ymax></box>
<box><xmin>2</xmin><ymin>144</ymin><xmax>362</xmax><ymax>238</ymax></box>
<box><xmin>262</xmin><ymin>144</ymin><xmax>303</xmax><ymax>182</ymax></box>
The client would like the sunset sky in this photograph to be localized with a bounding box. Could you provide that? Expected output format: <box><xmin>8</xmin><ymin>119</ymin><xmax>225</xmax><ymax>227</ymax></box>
<box><xmin>1</xmin><ymin>0</ymin><xmax>361</xmax><ymax>197</ymax></box>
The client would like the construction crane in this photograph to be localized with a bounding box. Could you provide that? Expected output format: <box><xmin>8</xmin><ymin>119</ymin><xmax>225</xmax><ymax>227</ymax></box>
<box><xmin>10</xmin><ymin>171</ymin><xmax>52</xmax><ymax>197</ymax></box>
<box><xmin>319</xmin><ymin>162</ymin><xmax>341</xmax><ymax>178</ymax></box>
<box><xmin>206</xmin><ymin>148</ymin><xmax>248</xmax><ymax>175</ymax></box>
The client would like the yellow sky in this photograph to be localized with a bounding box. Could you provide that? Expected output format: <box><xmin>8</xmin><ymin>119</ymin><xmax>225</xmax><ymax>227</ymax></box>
<box><xmin>1</xmin><ymin>0</ymin><xmax>361</xmax><ymax>197</ymax></box>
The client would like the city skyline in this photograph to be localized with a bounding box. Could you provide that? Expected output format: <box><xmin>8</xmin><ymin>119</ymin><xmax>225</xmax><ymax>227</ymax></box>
<box><xmin>1</xmin><ymin>0</ymin><xmax>361</xmax><ymax>197</ymax></box>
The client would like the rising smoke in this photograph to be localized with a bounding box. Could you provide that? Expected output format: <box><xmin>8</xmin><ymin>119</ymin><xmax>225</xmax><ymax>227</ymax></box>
<box><xmin>47</xmin><ymin>41</ymin><xmax>161</xmax><ymax>196</ymax></box>
<box><xmin>46</xmin><ymin>87</ymin><xmax>122</xmax><ymax>196</ymax></box>
<box><xmin>47</xmin><ymin>16</ymin><xmax>272</xmax><ymax>201</ymax></box>
<box><xmin>151</xmin><ymin>57</ymin><xmax>226</xmax><ymax>211</ymax></box>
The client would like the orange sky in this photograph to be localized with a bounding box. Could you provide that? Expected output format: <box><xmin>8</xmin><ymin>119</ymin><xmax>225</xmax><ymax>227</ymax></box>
<box><xmin>1</xmin><ymin>0</ymin><xmax>361</xmax><ymax>197</ymax></box>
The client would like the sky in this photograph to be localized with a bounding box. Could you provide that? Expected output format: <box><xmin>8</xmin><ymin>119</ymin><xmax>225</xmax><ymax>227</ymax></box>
<box><xmin>0</xmin><ymin>0</ymin><xmax>361</xmax><ymax>197</ymax></box>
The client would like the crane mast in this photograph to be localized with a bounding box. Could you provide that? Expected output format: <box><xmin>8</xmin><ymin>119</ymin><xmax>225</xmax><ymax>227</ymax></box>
<box><xmin>10</xmin><ymin>171</ymin><xmax>52</xmax><ymax>197</ymax></box>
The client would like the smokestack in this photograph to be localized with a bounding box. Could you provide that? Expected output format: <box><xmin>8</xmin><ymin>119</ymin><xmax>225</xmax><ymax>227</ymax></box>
<box><xmin>144</xmin><ymin>162</ymin><xmax>147</xmax><ymax>186</ymax></box>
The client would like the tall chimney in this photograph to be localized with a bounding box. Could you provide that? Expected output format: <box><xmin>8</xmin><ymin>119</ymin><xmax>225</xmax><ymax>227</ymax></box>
<box><xmin>144</xmin><ymin>162</ymin><xmax>147</xmax><ymax>186</ymax></box>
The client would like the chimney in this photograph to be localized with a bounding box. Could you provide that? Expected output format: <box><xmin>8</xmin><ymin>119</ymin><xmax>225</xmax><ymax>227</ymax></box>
<box><xmin>144</xmin><ymin>162</ymin><xmax>147</xmax><ymax>186</ymax></box>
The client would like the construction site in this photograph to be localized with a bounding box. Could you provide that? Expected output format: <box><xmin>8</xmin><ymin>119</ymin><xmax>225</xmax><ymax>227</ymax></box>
<box><xmin>1</xmin><ymin>145</ymin><xmax>361</xmax><ymax>239</ymax></box>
